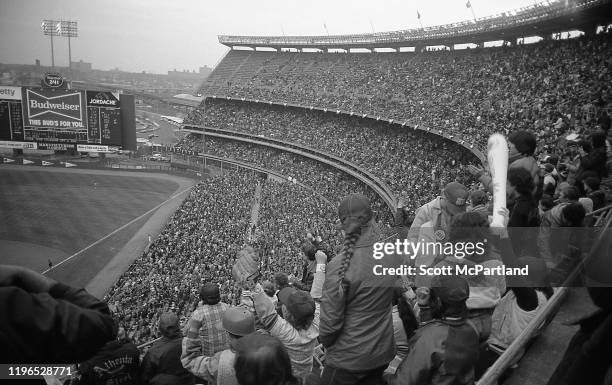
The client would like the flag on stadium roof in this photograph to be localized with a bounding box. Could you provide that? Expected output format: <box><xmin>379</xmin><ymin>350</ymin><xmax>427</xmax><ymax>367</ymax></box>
<box><xmin>22</xmin><ymin>159</ymin><xmax>34</xmax><ymax>165</ymax></box>
<box><xmin>417</xmin><ymin>10</ymin><xmax>421</xmax><ymax>19</ymax></box>
<box><xmin>466</xmin><ymin>0</ymin><xmax>472</xmax><ymax>8</ymax></box>
<box><xmin>65</xmin><ymin>162</ymin><xmax>77</xmax><ymax>168</ymax></box>
<box><xmin>42</xmin><ymin>160</ymin><xmax>53</xmax><ymax>166</ymax></box>
<box><xmin>3</xmin><ymin>157</ymin><xmax>15</xmax><ymax>163</ymax></box>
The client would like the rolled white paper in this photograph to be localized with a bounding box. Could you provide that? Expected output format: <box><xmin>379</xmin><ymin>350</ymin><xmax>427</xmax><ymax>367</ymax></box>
<box><xmin>487</xmin><ymin>134</ymin><xmax>508</xmax><ymax>227</ymax></box>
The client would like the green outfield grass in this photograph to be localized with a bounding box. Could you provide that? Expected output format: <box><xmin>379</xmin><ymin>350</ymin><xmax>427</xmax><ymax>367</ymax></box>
<box><xmin>0</xmin><ymin>168</ymin><xmax>180</xmax><ymax>286</ymax></box>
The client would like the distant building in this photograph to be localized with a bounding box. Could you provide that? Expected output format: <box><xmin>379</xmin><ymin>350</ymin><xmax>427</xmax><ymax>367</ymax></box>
<box><xmin>167</xmin><ymin>69</ymin><xmax>205</xmax><ymax>79</ymax></box>
<box><xmin>199</xmin><ymin>66</ymin><xmax>212</xmax><ymax>77</ymax></box>
<box><xmin>71</xmin><ymin>60</ymin><xmax>92</xmax><ymax>72</ymax></box>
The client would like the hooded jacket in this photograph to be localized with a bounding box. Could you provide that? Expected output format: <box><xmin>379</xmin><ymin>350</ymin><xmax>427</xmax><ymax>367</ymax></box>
<box><xmin>319</xmin><ymin>221</ymin><xmax>397</xmax><ymax>371</ymax></box>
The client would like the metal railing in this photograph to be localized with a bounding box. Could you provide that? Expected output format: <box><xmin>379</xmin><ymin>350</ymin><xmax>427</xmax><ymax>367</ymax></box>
<box><xmin>476</xmin><ymin>202</ymin><xmax>612</xmax><ymax>385</ymax></box>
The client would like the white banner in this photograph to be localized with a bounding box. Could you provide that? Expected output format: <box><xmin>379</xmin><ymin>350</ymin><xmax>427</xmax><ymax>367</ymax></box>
<box><xmin>77</xmin><ymin>144</ymin><xmax>110</xmax><ymax>153</ymax></box>
<box><xmin>23</xmin><ymin>159</ymin><xmax>34</xmax><ymax>165</ymax></box>
<box><xmin>42</xmin><ymin>160</ymin><xmax>53</xmax><ymax>166</ymax></box>
<box><xmin>0</xmin><ymin>86</ymin><xmax>22</xmax><ymax>100</ymax></box>
<box><xmin>65</xmin><ymin>162</ymin><xmax>76</xmax><ymax>168</ymax></box>
<box><xmin>0</xmin><ymin>141</ymin><xmax>38</xmax><ymax>150</ymax></box>
<box><xmin>3</xmin><ymin>158</ymin><xmax>15</xmax><ymax>163</ymax></box>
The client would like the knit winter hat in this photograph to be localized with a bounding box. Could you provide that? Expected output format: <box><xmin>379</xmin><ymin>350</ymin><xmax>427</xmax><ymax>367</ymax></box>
<box><xmin>232</xmin><ymin>246</ymin><xmax>260</xmax><ymax>284</ymax></box>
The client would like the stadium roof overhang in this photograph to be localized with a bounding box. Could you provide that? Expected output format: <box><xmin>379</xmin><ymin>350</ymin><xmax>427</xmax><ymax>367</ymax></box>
<box><xmin>218</xmin><ymin>0</ymin><xmax>612</xmax><ymax>50</ymax></box>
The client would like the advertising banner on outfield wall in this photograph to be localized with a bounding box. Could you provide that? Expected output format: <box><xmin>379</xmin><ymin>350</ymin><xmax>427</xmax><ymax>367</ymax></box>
<box><xmin>22</xmin><ymin>88</ymin><xmax>86</xmax><ymax>130</ymax></box>
<box><xmin>0</xmin><ymin>140</ymin><xmax>37</xmax><ymax>149</ymax></box>
<box><xmin>36</xmin><ymin>142</ymin><xmax>76</xmax><ymax>151</ymax></box>
<box><xmin>77</xmin><ymin>144</ymin><xmax>109</xmax><ymax>152</ymax></box>
<box><xmin>0</xmin><ymin>86</ymin><xmax>22</xmax><ymax>100</ymax></box>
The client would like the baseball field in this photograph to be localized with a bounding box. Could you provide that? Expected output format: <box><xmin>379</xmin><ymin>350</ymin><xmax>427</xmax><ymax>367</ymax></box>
<box><xmin>0</xmin><ymin>165</ymin><xmax>196</xmax><ymax>292</ymax></box>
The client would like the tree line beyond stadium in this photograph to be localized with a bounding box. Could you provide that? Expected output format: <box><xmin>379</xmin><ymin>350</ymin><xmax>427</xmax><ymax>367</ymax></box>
<box><xmin>0</xmin><ymin>86</ymin><xmax>136</xmax><ymax>152</ymax></box>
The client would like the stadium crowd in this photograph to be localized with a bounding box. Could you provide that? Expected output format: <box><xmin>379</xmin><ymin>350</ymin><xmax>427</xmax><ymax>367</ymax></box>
<box><xmin>5</xmin><ymin>123</ymin><xmax>610</xmax><ymax>384</ymax></box>
<box><xmin>4</xmin><ymin>30</ymin><xmax>612</xmax><ymax>385</ymax></box>
<box><xmin>105</xmin><ymin>172</ymin><xmax>257</xmax><ymax>345</ymax></box>
<box><xmin>173</xmin><ymin>134</ymin><xmax>395</xmax><ymax>224</ymax></box>
<box><xmin>195</xmin><ymin>33</ymin><xmax>612</xmax><ymax>153</ymax></box>
<box><xmin>80</xmin><ymin>126</ymin><xmax>608</xmax><ymax>385</ymax></box>
<box><xmin>183</xmin><ymin>99</ymin><xmax>478</xmax><ymax>212</ymax></box>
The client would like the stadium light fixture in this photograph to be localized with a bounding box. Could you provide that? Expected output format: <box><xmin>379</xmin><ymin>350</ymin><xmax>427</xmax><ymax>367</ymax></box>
<box><xmin>41</xmin><ymin>20</ymin><xmax>78</xmax><ymax>69</ymax></box>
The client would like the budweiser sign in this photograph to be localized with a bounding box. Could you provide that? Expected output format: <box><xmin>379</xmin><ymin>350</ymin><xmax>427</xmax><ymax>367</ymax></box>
<box><xmin>25</xmin><ymin>89</ymin><xmax>83</xmax><ymax>121</ymax></box>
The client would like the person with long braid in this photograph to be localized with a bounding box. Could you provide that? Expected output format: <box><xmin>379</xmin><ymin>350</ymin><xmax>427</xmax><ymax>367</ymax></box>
<box><xmin>319</xmin><ymin>194</ymin><xmax>397</xmax><ymax>385</ymax></box>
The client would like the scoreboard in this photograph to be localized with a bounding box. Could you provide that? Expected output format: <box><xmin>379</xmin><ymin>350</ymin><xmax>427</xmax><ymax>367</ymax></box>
<box><xmin>0</xmin><ymin>86</ymin><xmax>135</xmax><ymax>152</ymax></box>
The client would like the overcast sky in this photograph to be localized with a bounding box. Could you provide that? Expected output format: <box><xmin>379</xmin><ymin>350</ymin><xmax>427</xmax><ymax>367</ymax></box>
<box><xmin>0</xmin><ymin>0</ymin><xmax>539</xmax><ymax>74</ymax></box>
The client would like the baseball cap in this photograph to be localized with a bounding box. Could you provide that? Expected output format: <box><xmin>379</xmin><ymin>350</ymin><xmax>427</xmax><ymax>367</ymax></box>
<box><xmin>443</xmin><ymin>182</ymin><xmax>469</xmax><ymax>215</ymax></box>
<box><xmin>222</xmin><ymin>307</ymin><xmax>255</xmax><ymax>336</ymax></box>
<box><xmin>277</xmin><ymin>287</ymin><xmax>316</xmax><ymax>322</ymax></box>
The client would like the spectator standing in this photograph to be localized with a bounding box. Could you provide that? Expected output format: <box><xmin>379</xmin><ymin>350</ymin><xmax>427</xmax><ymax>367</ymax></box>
<box><xmin>320</xmin><ymin>194</ymin><xmax>396</xmax><ymax>385</ymax></box>
<box><xmin>78</xmin><ymin>326</ymin><xmax>140</xmax><ymax>385</ymax></box>
<box><xmin>190</xmin><ymin>283</ymin><xmax>231</xmax><ymax>356</ymax></box>
<box><xmin>252</xmin><ymin>249</ymin><xmax>326</xmax><ymax>379</ymax></box>
<box><xmin>506</xmin><ymin>167</ymin><xmax>539</xmax><ymax>257</ymax></box>
<box><xmin>384</xmin><ymin>276</ymin><xmax>479</xmax><ymax>385</ymax></box>
<box><xmin>141</xmin><ymin>312</ymin><xmax>195</xmax><ymax>385</ymax></box>
<box><xmin>181</xmin><ymin>307</ymin><xmax>255</xmax><ymax>384</ymax></box>
<box><xmin>434</xmin><ymin>212</ymin><xmax>507</xmax><ymax>342</ymax></box>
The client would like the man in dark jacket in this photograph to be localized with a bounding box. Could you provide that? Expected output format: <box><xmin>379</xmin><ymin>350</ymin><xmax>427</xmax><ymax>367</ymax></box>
<box><xmin>78</xmin><ymin>326</ymin><xmax>140</xmax><ymax>385</ymax></box>
<box><xmin>0</xmin><ymin>265</ymin><xmax>116</xmax><ymax>363</ymax></box>
<box><xmin>141</xmin><ymin>312</ymin><xmax>195</xmax><ymax>385</ymax></box>
<box><xmin>384</xmin><ymin>275</ymin><xmax>479</xmax><ymax>385</ymax></box>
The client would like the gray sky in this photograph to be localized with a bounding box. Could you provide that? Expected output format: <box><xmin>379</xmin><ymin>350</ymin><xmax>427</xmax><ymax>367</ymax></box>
<box><xmin>0</xmin><ymin>0</ymin><xmax>538</xmax><ymax>74</ymax></box>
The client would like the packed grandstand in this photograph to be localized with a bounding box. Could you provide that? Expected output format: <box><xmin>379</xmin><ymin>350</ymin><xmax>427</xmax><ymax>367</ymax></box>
<box><xmin>6</xmin><ymin>0</ymin><xmax>612</xmax><ymax>384</ymax></box>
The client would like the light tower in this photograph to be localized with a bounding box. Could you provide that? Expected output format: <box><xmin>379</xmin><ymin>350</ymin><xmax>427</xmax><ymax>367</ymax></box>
<box><xmin>41</xmin><ymin>20</ymin><xmax>78</xmax><ymax>69</ymax></box>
